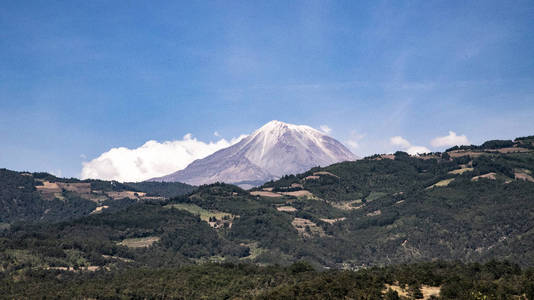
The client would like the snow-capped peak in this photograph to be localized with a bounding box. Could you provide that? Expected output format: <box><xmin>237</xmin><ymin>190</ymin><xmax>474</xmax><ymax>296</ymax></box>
<box><xmin>151</xmin><ymin>120</ymin><xmax>358</xmax><ymax>186</ymax></box>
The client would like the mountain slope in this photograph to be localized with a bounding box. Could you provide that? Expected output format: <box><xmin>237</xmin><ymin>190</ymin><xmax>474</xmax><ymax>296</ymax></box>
<box><xmin>151</xmin><ymin>120</ymin><xmax>357</xmax><ymax>186</ymax></box>
<box><xmin>1</xmin><ymin>135</ymin><xmax>534</xmax><ymax>275</ymax></box>
<box><xmin>0</xmin><ymin>169</ymin><xmax>194</xmax><ymax>224</ymax></box>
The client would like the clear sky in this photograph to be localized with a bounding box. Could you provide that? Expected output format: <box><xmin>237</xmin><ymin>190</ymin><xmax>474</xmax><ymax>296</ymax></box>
<box><xmin>1</xmin><ymin>1</ymin><xmax>534</xmax><ymax>180</ymax></box>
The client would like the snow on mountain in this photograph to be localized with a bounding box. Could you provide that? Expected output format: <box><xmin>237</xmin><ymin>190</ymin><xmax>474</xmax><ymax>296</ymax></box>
<box><xmin>150</xmin><ymin>120</ymin><xmax>358</xmax><ymax>187</ymax></box>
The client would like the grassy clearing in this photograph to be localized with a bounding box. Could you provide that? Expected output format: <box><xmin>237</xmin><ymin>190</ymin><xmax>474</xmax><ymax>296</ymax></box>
<box><xmin>366</xmin><ymin>191</ymin><xmax>387</xmax><ymax>202</ymax></box>
<box><xmin>166</xmin><ymin>203</ymin><xmax>233</xmax><ymax>222</ymax></box>
<box><xmin>427</xmin><ymin>178</ymin><xmax>455</xmax><ymax>189</ymax></box>
<box><xmin>291</xmin><ymin>218</ymin><xmax>325</xmax><ymax>237</ymax></box>
<box><xmin>240</xmin><ymin>242</ymin><xmax>267</xmax><ymax>261</ymax></box>
<box><xmin>448</xmin><ymin>167</ymin><xmax>474</xmax><ymax>175</ymax></box>
<box><xmin>118</xmin><ymin>236</ymin><xmax>160</xmax><ymax>248</ymax></box>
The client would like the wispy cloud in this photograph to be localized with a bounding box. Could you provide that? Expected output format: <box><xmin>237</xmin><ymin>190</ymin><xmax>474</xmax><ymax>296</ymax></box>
<box><xmin>346</xmin><ymin>130</ymin><xmax>366</xmax><ymax>151</ymax></box>
<box><xmin>319</xmin><ymin>125</ymin><xmax>332</xmax><ymax>134</ymax></box>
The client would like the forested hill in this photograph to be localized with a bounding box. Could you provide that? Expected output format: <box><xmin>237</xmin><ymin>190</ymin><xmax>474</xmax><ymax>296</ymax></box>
<box><xmin>0</xmin><ymin>169</ymin><xmax>194</xmax><ymax>224</ymax></box>
<box><xmin>1</xmin><ymin>135</ymin><xmax>534</xmax><ymax>298</ymax></box>
<box><xmin>1</xmin><ymin>136</ymin><xmax>533</xmax><ymax>269</ymax></box>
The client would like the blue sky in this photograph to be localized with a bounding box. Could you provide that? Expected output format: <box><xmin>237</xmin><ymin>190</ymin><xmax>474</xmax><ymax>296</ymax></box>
<box><xmin>1</xmin><ymin>1</ymin><xmax>534</xmax><ymax>179</ymax></box>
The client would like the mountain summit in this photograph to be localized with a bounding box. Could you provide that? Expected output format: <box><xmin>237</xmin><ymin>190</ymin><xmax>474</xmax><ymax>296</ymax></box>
<box><xmin>150</xmin><ymin>120</ymin><xmax>357</xmax><ymax>187</ymax></box>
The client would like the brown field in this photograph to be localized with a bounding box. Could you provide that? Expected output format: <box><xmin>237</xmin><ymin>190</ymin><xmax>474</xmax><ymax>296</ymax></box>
<box><xmin>472</xmin><ymin>172</ymin><xmax>497</xmax><ymax>181</ymax></box>
<box><xmin>447</xmin><ymin>150</ymin><xmax>488</xmax><ymax>158</ymax></box>
<box><xmin>106</xmin><ymin>191</ymin><xmax>146</xmax><ymax>200</ymax></box>
<box><xmin>417</xmin><ymin>154</ymin><xmax>440</xmax><ymax>160</ymax></box>
<box><xmin>381</xmin><ymin>154</ymin><xmax>395</xmax><ymax>160</ymax></box>
<box><xmin>250</xmin><ymin>191</ymin><xmax>281</xmax><ymax>197</ymax></box>
<box><xmin>280</xmin><ymin>190</ymin><xmax>314</xmax><ymax>197</ymax></box>
<box><xmin>276</xmin><ymin>206</ymin><xmax>297</xmax><ymax>212</ymax></box>
<box><xmin>59</xmin><ymin>182</ymin><xmax>91</xmax><ymax>194</ymax></box>
<box><xmin>303</xmin><ymin>175</ymin><xmax>320</xmax><ymax>180</ymax></box>
<box><xmin>515</xmin><ymin>171</ymin><xmax>534</xmax><ymax>182</ymax></box>
<box><xmin>494</xmin><ymin>147</ymin><xmax>531</xmax><ymax>153</ymax></box>
<box><xmin>118</xmin><ymin>236</ymin><xmax>160</xmax><ymax>248</ymax></box>
<box><xmin>262</xmin><ymin>187</ymin><xmax>274</xmax><ymax>191</ymax></box>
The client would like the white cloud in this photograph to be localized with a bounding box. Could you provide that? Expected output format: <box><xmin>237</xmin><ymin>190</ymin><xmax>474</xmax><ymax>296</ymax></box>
<box><xmin>390</xmin><ymin>136</ymin><xmax>411</xmax><ymax>148</ymax></box>
<box><xmin>390</xmin><ymin>136</ymin><xmax>430</xmax><ymax>155</ymax></box>
<box><xmin>406</xmin><ymin>145</ymin><xmax>431</xmax><ymax>155</ymax></box>
<box><xmin>81</xmin><ymin>134</ymin><xmax>247</xmax><ymax>182</ymax></box>
<box><xmin>430</xmin><ymin>131</ymin><xmax>470</xmax><ymax>148</ymax></box>
<box><xmin>319</xmin><ymin>125</ymin><xmax>332</xmax><ymax>134</ymax></box>
<box><xmin>213</xmin><ymin>131</ymin><xmax>220</xmax><ymax>137</ymax></box>
<box><xmin>50</xmin><ymin>169</ymin><xmax>63</xmax><ymax>177</ymax></box>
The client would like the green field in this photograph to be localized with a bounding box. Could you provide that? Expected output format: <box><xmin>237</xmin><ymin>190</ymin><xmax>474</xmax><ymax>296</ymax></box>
<box><xmin>165</xmin><ymin>203</ymin><xmax>233</xmax><ymax>221</ymax></box>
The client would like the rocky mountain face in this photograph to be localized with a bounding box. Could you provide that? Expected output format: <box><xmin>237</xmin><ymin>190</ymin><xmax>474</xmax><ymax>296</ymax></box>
<box><xmin>150</xmin><ymin>121</ymin><xmax>358</xmax><ymax>186</ymax></box>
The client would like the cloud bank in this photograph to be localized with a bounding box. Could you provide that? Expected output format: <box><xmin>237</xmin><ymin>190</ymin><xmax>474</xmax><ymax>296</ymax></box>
<box><xmin>430</xmin><ymin>131</ymin><xmax>470</xmax><ymax>148</ymax></box>
<box><xmin>81</xmin><ymin>134</ymin><xmax>247</xmax><ymax>182</ymax></box>
<box><xmin>390</xmin><ymin>136</ymin><xmax>431</xmax><ymax>155</ymax></box>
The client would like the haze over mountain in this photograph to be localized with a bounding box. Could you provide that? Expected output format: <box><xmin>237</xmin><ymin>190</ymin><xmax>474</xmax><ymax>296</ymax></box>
<box><xmin>151</xmin><ymin>121</ymin><xmax>357</xmax><ymax>186</ymax></box>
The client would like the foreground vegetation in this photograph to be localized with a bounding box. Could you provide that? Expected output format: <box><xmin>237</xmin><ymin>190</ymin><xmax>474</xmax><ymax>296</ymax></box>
<box><xmin>1</xmin><ymin>261</ymin><xmax>533</xmax><ymax>299</ymax></box>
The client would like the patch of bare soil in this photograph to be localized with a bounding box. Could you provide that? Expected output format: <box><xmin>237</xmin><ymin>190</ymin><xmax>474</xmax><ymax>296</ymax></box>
<box><xmin>262</xmin><ymin>187</ymin><xmax>274</xmax><ymax>191</ymax></box>
<box><xmin>472</xmin><ymin>173</ymin><xmax>497</xmax><ymax>181</ymax></box>
<box><xmin>515</xmin><ymin>171</ymin><xmax>534</xmax><ymax>182</ymax></box>
<box><xmin>366</xmin><ymin>209</ymin><xmax>382</xmax><ymax>216</ymax></box>
<box><xmin>280</xmin><ymin>190</ymin><xmax>314</xmax><ymax>197</ymax></box>
<box><xmin>276</xmin><ymin>206</ymin><xmax>297</xmax><ymax>212</ymax></box>
<box><xmin>304</xmin><ymin>175</ymin><xmax>320</xmax><ymax>180</ymax></box>
<box><xmin>90</xmin><ymin>205</ymin><xmax>109</xmax><ymax>214</ymax></box>
<box><xmin>320</xmin><ymin>217</ymin><xmax>346</xmax><ymax>224</ymax></box>
<box><xmin>250</xmin><ymin>191</ymin><xmax>281</xmax><ymax>197</ymax></box>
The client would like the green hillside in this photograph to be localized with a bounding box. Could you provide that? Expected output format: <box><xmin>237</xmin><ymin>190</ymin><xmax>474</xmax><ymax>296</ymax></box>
<box><xmin>0</xmin><ymin>169</ymin><xmax>194</xmax><ymax>224</ymax></box>
<box><xmin>1</xmin><ymin>135</ymin><xmax>534</xmax><ymax>298</ymax></box>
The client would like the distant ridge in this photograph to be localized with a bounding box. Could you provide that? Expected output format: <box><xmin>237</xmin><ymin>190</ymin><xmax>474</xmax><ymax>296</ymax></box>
<box><xmin>150</xmin><ymin>120</ymin><xmax>357</xmax><ymax>187</ymax></box>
